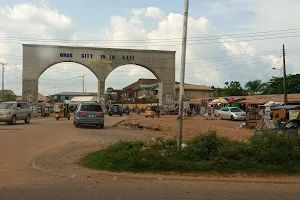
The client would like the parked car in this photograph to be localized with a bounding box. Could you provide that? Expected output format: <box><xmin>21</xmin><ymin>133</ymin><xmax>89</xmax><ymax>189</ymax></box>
<box><xmin>254</xmin><ymin>118</ymin><xmax>300</xmax><ymax>147</ymax></box>
<box><xmin>74</xmin><ymin>102</ymin><xmax>104</xmax><ymax>129</ymax></box>
<box><xmin>122</xmin><ymin>106</ymin><xmax>130</xmax><ymax>115</ymax></box>
<box><xmin>108</xmin><ymin>104</ymin><xmax>123</xmax><ymax>116</ymax></box>
<box><xmin>218</xmin><ymin>107</ymin><xmax>246</xmax><ymax>120</ymax></box>
<box><xmin>0</xmin><ymin>101</ymin><xmax>31</xmax><ymax>125</ymax></box>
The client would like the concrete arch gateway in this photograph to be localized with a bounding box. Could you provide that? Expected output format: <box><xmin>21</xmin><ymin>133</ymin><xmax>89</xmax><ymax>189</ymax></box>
<box><xmin>22</xmin><ymin>44</ymin><xmax>176</xmax><ymax>115</ymax></box>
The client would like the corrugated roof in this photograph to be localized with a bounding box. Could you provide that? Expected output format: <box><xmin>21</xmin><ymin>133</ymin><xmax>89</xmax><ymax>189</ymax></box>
<box><xmin>70</xmin><ymin>96</ymin><xmax>97</xmax><ymax>102</ymax></box>
<box><xmin>271</xmin><ymin>105</ymin><xmax>300</xmax><ymax>110</ymax></box>
<box><xmin>52</xmin><ymin>92</ymin><xmax>97</xmax><ymax>96</ymax></box>
<box><xmin>237</xmin><ymin>94</ymin><xmax>300</xmax><ymax>104</ymax></box>
<box><xmin>123</xmin><ymin>79</ymin><xmax>160</xmax><ymax>90</ymax></box>
<box><xmin>175</xmin><ymin>83</ymin><xmax>213</xmax><ymax>91</ymax></box>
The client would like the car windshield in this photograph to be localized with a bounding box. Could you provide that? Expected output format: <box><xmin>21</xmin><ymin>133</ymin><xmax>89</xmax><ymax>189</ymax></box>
<box><xmin>80</xmin><ymin>104</ymin><xmax>102</xmax><ymax>112</ymax></box>
<box><xmin>0</xmin><ymin>103</ymin><xmax>15</xmax><ymax>109</ymax></box>
<box><xmin>230</xmin><ymin>108</ymin><xmax>243</xmax><ymax>112</ymax></box>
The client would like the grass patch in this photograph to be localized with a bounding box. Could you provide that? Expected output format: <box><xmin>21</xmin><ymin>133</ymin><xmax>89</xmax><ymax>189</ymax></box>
<box><xmin>82</xmin><ymin>131</ymin><xmax>300</xmax><ymax>174</ymax></box>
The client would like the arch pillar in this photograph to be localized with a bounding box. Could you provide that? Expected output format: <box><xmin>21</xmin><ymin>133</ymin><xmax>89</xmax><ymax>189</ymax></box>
<box><xmin>97</xmin><ymin>79</ymin><xmax>105</xmax><ymax>103</ymax></box>
<box><xmin>22</xmin><ymin>78</ymin><xmax>39</xmax><ymax>116</ymax></box>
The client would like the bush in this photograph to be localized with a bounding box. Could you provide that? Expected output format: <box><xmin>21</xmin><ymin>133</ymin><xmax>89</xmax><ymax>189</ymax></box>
<box><xmin>176</xmin><ymin>131</ymin><xmax>226</xmax><ymax>161</ymax></box>
<box><xmin>82</xmin><ymin>131</ymin><xmax>300</xmax><ymax>174</ymax></box>
<box><xmin>249</xmin><ymin>134</ymin><xmax>300</xmax><ymax>165</ymax></box>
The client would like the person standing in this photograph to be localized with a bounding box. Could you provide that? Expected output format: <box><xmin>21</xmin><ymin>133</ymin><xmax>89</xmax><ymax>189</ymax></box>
<box><xmin>274</xmin><ymin>113</ymin><xmax>282</xmax><ymax>128</ymax></box>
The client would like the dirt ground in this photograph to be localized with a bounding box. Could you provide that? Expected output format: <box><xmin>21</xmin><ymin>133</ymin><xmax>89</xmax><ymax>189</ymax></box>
<box><xmin>0</xmin><ymin>116</ymin><xmax>300</xmax><ymax>199</ymax></box>
<box><xmin>122</xmin><ymin>114</ymin><xmax>254</xmax><ymax>141</ymax></box>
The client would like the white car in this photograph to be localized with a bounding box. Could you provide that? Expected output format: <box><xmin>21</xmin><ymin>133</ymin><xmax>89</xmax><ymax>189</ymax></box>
<box><xmin>218</xmin><ymin>107</ymin><xmax>246</xmax><ymax>121</ymax></box>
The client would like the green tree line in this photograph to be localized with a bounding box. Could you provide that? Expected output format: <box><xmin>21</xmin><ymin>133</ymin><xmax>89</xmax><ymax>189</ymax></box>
<box><xmin>0</xmin><ymin>90</ymin><xmax>17</xmax><ymax>102</ymax></box>
<box><xmin>213</xmin><ymin>74</ymin><xmax>300</xmax><ymax>96</ymax></box>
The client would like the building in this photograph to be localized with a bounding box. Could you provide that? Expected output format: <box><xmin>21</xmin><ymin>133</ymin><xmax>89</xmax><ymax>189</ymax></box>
<box><xmin>16</xmin><ymin>92</ymin><xmax>47</xmax><ymax>103</ymax></box>
<box><xmin>150</xmin><ymin>82</ymin><xmax>214</xmax><ymax>100</ymax></box>
<box><xmin>49</xmin><ymin>92</ymin><xmax>97</xmax><ymax>103</ymax></box>
<box><xmin>122</xmin><ymin>79</ymin><xmax>160</xmax><ymax>100</ymax></box>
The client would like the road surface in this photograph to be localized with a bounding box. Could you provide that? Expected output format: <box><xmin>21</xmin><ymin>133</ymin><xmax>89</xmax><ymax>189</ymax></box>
<box><xmin>0</xmin><ymin>116</ymin><xmax>299</xmax><ymax>200</ymax></box>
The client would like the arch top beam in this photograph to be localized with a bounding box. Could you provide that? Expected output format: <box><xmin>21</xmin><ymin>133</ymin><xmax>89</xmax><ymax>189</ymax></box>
<box><xmin>22</xmin><ymin>44</ymin><xmax>176</xmax><ymax>115</ymax></box>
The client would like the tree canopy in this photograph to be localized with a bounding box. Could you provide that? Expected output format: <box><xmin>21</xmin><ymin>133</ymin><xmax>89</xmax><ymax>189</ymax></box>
<box><xmin>0</xmin><ymin>90</ymin><xmax>17</xmax><ymax>102</ymax></box>
<box><xmin>223</xmin><ymin>81</ymin><xmax>244</xmax><ymax>96</ymax></box>
<box><xmin>245</xmin><ymin>80</ymin><xmax>266</xmax><ymax>95</ymax></box>
<box><xmin>262</xmin><ymin>74</ymin><xmax>300</xmax><ymax>94</ymax></box>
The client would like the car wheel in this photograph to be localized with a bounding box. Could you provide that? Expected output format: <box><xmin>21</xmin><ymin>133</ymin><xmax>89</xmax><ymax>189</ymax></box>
<box><xmin>231</xmin><ymin>115</ymin><xmax>234</xmax><ymax>121</ymax></box>
<box><xmin>10</xmin><ymin>115</ymin><xmax>17</xmax><ymax>125</ymax></box>
<box><xmin>24</xmin><ymin>114</ymin><xmax>31</xmax><ymax>124</ymax></box>
<box><xmin>99</xmin><ymin>124</ymin><xmax>104</xmax><ymax>129</ymax></box>
<box><xmin>219</xmin><ymin>115</ymin><xmax>222</xmax><ymax>120</ymax></box>
<box><xmin>75</xmin><ymin>122</ymin><xmax>80</xmax><ymax>128</ymax></box>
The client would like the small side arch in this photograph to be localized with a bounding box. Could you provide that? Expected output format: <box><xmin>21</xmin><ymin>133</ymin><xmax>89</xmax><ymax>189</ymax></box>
<box><xmin>106</xmin><ymin>63</ymin><xmax>162</xmax><ymax>81</ymax></box>
<box><xmin>38</xmin><ymin>61</ymin><xmax>99</xmax><ymax>79</ymax></box>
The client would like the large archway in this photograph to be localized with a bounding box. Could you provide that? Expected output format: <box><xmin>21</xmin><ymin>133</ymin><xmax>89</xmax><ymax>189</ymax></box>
<box><xmin>39</xmin><ymin>62</ymin><xmax>98</xmax><ymax>98</ymax></box>
<box><xmin>22</xmin><ymin>44</ymin><xmax>176</xmax><ymax>115</ymax></box>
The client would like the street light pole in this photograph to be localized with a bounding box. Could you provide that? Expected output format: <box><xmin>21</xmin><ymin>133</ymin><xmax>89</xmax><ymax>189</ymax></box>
<box><xmin>282</xmin><ymin>44</ymin><xmax>287</xmax><ymax>105</ymax></box>
<box><xmin>0</xmin><ymin>62</ymin><xmax>7</xmax><ymax>102</ymax></box>
<box><xmin>177</xmin><ymin>0</ymin><xmax>189</xmax><ymax>148</ymax></box>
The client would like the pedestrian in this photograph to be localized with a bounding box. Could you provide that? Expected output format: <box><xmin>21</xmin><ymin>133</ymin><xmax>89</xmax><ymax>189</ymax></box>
<box><xmin>274</xmin><ymin>113</ymin><xmax>282</xmax><ymax>128</ymax></box>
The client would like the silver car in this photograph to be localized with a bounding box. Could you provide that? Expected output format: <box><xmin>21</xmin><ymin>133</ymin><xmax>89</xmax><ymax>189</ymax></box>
<box><xmin>218</xmin><ymin>107</ymin><xmax>246</xmax><ymax>120</ymax></box>
<box><xmin>74</xmin><ymin>102</ymin><xmax>104</xmax><ymax>129</ymax></box>
<box><xmin>0</xmin><ymin>101</ymin><xmax>31</xmax><ymax>124</ymax></box>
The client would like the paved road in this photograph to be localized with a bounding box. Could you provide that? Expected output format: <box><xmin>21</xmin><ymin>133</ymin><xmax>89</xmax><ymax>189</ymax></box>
<box><xmin>0</xmin><ymin>116</ymin><xmax>299</xmax><ymax>200</ymax></box>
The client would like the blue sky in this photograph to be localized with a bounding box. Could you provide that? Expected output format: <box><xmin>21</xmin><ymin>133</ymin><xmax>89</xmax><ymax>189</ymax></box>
<box><xmin>0</xmin><ymin>0</ymin><xmax>300</xmax><ymax>95</ymax></box>
<box><xmin>0</xmin><ymin>0</ymin><xmax>253</xmax><ymax>32</ymax></box>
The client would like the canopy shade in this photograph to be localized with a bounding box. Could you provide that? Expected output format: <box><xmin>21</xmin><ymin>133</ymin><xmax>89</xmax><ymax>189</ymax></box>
<box><xmin>212</xmin><ymin>98</ymin><xmax>229</xmax><ymax>104</ymax></box>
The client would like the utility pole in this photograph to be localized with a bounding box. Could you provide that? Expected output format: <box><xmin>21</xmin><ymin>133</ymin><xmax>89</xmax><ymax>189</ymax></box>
<box><xmin>177</xmin><ymin>0</ymin><xmax>189</xmax><ymax>148</ymax></box>
<box><xmin>79</xmin><ymin>75</ymin><xmax>86</xmax><ymax>96</ymax></box>
<box><xmin>283</xmin><ymin>44</ymin><xmax>287</xmax><ymax>105</ymax></box>
<box><xmin>0</xmin><ymin>62</ymin><xmax>7</xmax><ymax>102</ymax></box>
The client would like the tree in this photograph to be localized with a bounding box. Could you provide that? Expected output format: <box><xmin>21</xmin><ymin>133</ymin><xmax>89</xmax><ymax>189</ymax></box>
<box><xmin>245</xmin><ymin>80</ymin><xmax>266</xmax><ymax>95</ymax></box>
<box><xmin>223</xmin><ymin>81</ymin><xmax>243</xmax><ymax>96</ymax></box>
<box><xmin>0</xmin><ymin>90</ymin><xmax>17</xmax><ymax>102</ymax></box>
<box><xmin>215</xmin><ymin>88</ymin><xmax>224</xmax><ymax>97</ymax></box>
<box><xmin>106</xmin><ymin>87</ymin><xmax>114</xmax><ymax>91</ymax></box>
<box><xmin>262</xmin><ymin>74</ymin><xmax>300</xmax><ymax>94</ymax></box>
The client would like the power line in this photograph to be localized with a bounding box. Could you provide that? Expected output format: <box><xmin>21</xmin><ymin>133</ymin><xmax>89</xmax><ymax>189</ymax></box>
<box><xmin>1</xmin><ymin>27</ymin><xmax>300</xmax><ymax>43</ymax></box>
<box><xmin>185</xmin><ymin>59</ymin><xmax>272</xmax><ymax>74</ymax></box>
<box><xmin>1</xmin><ymin>33</ymin><xmax>300</xmax><ymax>47</ymax></box>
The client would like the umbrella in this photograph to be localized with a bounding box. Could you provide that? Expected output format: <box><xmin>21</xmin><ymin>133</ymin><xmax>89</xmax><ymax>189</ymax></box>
<box><xmin>212</xmin><ymin>98</ymin><xmax>229</xmax><ymax>104</ymax></box>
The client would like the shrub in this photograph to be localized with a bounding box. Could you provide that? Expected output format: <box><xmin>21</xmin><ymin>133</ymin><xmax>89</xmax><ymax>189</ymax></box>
<box><xmin>175</xmin><ymin>131</ymin><xmax>227</xmax><ymax>161</ymax></box>
<box><xmin>83</xmin><ymin>131</ymin><xmax>300</xmax><ymax>174</ymax></box>
<box><xmin>248</xmin><ymin>134</ymin><xmax>300</xmax><ymax>164</ymax></box>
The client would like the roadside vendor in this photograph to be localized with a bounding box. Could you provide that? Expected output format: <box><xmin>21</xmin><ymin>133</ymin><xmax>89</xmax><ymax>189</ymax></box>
<box><xmin>274</xmin><ymin>113</ymin><xmax>282</xmax><ymax>128</ymax></box>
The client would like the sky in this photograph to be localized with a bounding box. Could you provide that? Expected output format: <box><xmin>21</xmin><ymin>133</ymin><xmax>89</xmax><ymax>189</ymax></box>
<box><xmin>0</xmin><ymin>0</ymin><xmax>300</xmax><ymax>96</ymax></box>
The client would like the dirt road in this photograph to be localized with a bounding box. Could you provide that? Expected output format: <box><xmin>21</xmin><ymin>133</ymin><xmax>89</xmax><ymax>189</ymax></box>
<box><xmin>0</xmin><ymin>116</ymin><xmax>299</xmax><ymax>200</ymax></box>
<box><xmin>121</xmin><ymin>114</ymin><xmax>254</xmax><ymax>141</ymax></box>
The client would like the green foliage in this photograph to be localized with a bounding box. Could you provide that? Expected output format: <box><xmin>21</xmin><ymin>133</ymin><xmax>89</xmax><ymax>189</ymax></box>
<box><xmin>83</xmin><ymin>131</ymin><xmax>300</xmax><ymax>174</ymax></box>
<box><xmin>0</xmin><ymin>90</ymin><xmax>17</xmax><ymax>102</ymax></box>
<box><xmin>223</xmin><ymin>81</ymin><xmax>244</xmax><ymax>96</ymax></box>
<box><xmin>245</xmin><ymin>80</ymin><xmax>266</xmax><ymax>95</ymax></box>
<box><xmin>262</xmin><ymin>74</ymin><xmax>300</xmax><ymax>94</ymax></box>
<box><xmin>215</xmin><ymin>88</ymin><xmax>224</xmax><ymax>97</ymax></box>
<box><xmin>176</xmin><ymin>131</ymin><xmax>225</xmax><ymax>161</ymax></box>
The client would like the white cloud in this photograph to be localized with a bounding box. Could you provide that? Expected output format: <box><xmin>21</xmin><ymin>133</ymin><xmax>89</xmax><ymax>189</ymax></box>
<box><xmin>1</xmin><ymin>1</ymin><xmax>300</xmax><ymax>96</ymax></box>
<box><xmin>131</xmin><ymin>7</ymin><xmax>165</xmax><ymax>20</ymax></box>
